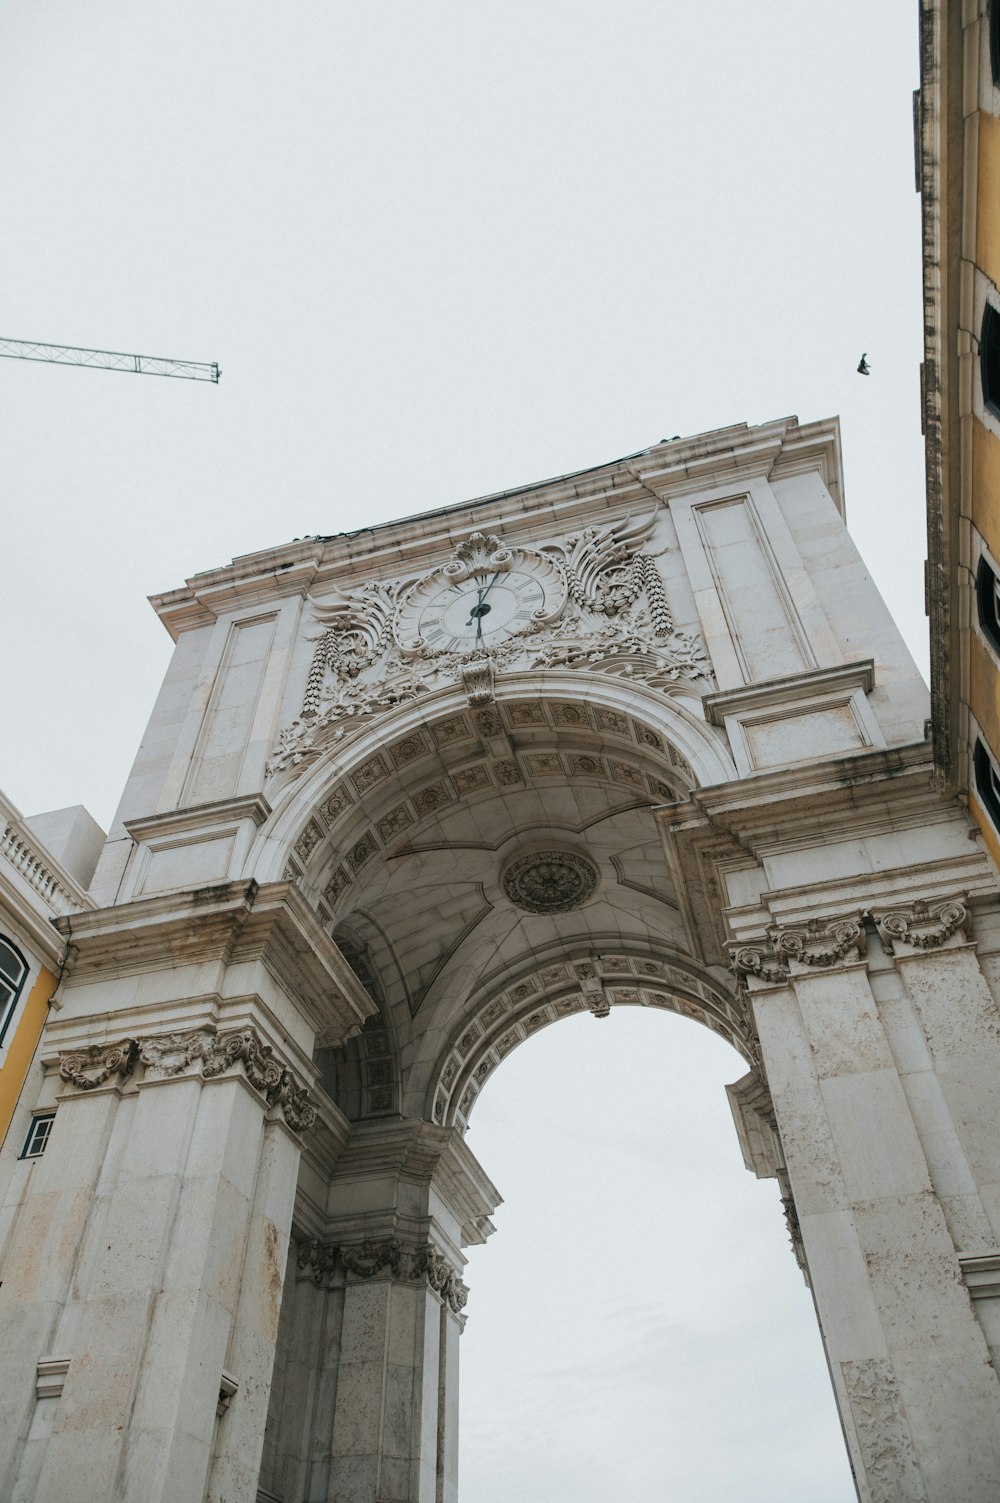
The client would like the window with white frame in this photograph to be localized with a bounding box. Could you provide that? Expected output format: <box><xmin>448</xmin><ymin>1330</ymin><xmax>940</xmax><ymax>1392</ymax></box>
<box><xmin>0</xmin><ymin>936</ymin><xmax>28</xmax><ymax>1047</ymax></box>
<box><xmin>21</xmin><ymin>1112</ymin><xmax>55</xmax><ymax>1159</ymax></box>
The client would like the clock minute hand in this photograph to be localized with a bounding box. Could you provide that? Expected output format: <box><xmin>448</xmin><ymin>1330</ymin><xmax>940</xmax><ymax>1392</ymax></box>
<box><xmin>465</xmin><ymin>573</ymin><xmax>500</xmax><ymax>629</ymax></box>
<box><xmin>465</xmin><ymin>583</ymin><xmax>485</xmax><ymax>629</ymax></box>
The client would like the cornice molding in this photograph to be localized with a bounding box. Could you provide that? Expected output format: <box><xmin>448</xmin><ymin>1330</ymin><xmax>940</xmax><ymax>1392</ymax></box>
<box><xmin>124</xmin><ymin>793</ymin><xmax>272</xmax><ymax>842</ymax></box>
<box><xmin>666</xmin><ymin>743</ymin><xmax>943</xmax><ymax>851</ymax></box>
<box><xmin>328</xmin><ymin>1118</ymin><xmax>501</xmax><ymax>1246</ymax></box>
<box><xmin>145</xmin><ymin>417</ymin><xmax>838</xmax><ymax>637</ymax></box>
<box><xmin>702</xmin><ymin>660</ymin><xmax>875</xmax><ymax>728</ymax></box>
<box><xmin>53</xmin><ymin>880</ymin><xmax>375</xmax><ymax>1046</ymax></box>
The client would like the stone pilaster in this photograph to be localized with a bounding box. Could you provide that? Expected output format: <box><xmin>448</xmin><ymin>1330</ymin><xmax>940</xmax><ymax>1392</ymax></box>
<box><xmin>734</xmin><ymin>913</ymin><xmax>1000</xmax><ymax>1503</ymax></box>
<box><xmin>260</xmin><ymin>1119</ymin><xmax>498</xmax><ymax>1503</ymax></box>
<box><xmin>0</xmin><ymin>880</ymin><xmax>373</xmax><ymax>1503</ymax></box>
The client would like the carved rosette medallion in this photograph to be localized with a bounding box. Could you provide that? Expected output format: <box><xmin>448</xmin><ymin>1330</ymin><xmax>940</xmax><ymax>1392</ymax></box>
<box><xmin>502</xmin><ymin>850</ymin><xmax>599</xmax><ymax>914</ymax></box>
<box><xmin>57</xmin><ymin>1025</ymin><xmax>316</xmax><ymax>1134</ymax></box>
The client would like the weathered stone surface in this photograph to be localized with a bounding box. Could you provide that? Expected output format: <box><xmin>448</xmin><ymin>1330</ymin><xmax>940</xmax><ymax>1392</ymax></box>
<box><xmin>5</xmin><ymin>418</ymin><xmax>1000</xmax><ymax>1501</ymax></box>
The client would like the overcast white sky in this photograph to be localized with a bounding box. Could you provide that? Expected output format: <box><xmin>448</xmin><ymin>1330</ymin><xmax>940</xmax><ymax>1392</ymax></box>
<box><xmin>2</xmin><ymin>2</ymin><xmax>924</xmax><ymax>1497</ymax></box>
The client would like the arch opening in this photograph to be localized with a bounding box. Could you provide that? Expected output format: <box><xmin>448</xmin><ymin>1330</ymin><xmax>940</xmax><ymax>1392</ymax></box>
<box><xmin>262</xmin><ymin>689</ymin><xmax>746</xmax><ymax>1134</ymax></box>
<box><xmin>458</xmin><ymin>1008</ymin><xmax>856</xmax><ymax>1502</ymax></box>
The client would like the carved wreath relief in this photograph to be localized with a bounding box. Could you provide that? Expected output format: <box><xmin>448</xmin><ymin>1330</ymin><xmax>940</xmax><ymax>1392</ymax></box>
<box><xmin>268</xmin><ymin>511</ymin><xmax>712</xmax><ymax>775</ymax></box>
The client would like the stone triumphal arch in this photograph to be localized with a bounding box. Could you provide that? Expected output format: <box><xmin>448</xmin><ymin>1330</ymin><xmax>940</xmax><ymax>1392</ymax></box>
<box><xmin>2</xmin><ymin>415</ymin><xmax>1000</xmax><ymax>1502</ymax></box>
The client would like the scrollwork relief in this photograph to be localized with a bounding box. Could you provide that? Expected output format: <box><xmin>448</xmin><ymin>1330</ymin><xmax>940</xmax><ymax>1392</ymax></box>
<box><xmin>410</xmin><ymin>1243</ymin><xmax>455</xmax><ymax>1296</ymax></box>
<box><xmin>768</xmin><ymin>915</ymin><xmax>865</xmax><ymax>969</ymax></box>
<box><xmin>728</xmin><ymin>944</ymin><xmax>789</xmax><ymax>987</ymax></box>
<box><xmin>267</xmin><ymin>513</ymin><xmax>713</xmax><ymax>777</ymax></box>
<box><xmin>297</xmin><ymin>1239</ymin><xmax>338</xmax><ymax>1288</ymax></box>
<box><xmin>730</xmin><ymin>914</ymin><xmax>865</xmax><ymax>984</ymax></box>
<box><xmin>59</xmin><ymin>1026</ymin><xmax>315</xmax><ymax>1134</ymax></box>
<box><xmin>296</xmin><ymin>1238</ymin><xmax>471</xmax><ymax>1318</ymax></box>
<box><xmin>58</xmin><ymin>1039</ymin><xmax>137</xmax><ymax>1091</ymax></box>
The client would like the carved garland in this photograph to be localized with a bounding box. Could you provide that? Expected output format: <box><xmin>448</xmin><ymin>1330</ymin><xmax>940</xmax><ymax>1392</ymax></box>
<box><xmin>58</xmin><ymin>1026</ymin><xmax>316</xmax><ymax>1134</ymax></box>
<box><xmin>872</xmin><ymin>896</ymin><xmax>970</xmax><ymax>955</ymax></box>
<box><xmin>297</xmin><ymin>1237</ymin><xmax>470</xmax><ymax>1318</ymax></box>
<box><xmin>731</xmin><ymin>899</ymin><xmax>970</xmax><ymax>987</ymax></box>
<box><xmin>729</xmin><ymin>915</ymin><xmax>866</xmax><ymax>985</ymax></box>
<box><xmin>769</xmin><ymin>916</ymin><xmax>865</xmax><ymax>969</ymax></box>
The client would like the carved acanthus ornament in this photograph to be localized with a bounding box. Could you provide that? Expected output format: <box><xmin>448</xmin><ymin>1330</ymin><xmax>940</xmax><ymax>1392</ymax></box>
<box><xmin>267</xmin><ymin>512</ymin><xmax>713</xmax><ymax>777</ymax></box>
<box><xmin>58</xmin><ymin>1025</ymin><xmax>316</xmax><ymax>1134</ymax></box>
<box><xmin>872</xmin><ymin>896</ymin><xmax>970</xmax><ymax>955</ymax></box>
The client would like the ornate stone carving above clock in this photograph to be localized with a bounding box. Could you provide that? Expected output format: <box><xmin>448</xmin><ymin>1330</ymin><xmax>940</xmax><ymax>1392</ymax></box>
<box><xmin>267</xmin><ymin>511</ymin><xmax>713</xmax><ymax>777</ymax></box>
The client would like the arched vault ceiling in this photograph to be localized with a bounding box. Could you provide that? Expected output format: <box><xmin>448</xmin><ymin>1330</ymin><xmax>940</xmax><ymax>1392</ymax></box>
<box><xmin>283</xmin><ymin>697</ymin><xmax>702</xmax><ymax>1056</ymax></box>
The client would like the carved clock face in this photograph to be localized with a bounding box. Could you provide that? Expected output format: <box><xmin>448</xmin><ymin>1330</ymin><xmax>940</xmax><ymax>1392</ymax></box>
<box><xmin>416</xmin><ymin>569</ymin><xmax>547</xmax><ymax>651</ymax></box>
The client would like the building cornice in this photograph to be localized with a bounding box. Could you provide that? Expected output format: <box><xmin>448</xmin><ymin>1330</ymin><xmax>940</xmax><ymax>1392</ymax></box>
<box><xmin>0</xmin><ymin>790</ymin><xmax>95</xmax><ymax>964</ymax></box>
<box><xmin>53</xmin><ymin>879</ymin><xmax>375</xmax><ymax>1047</ymax></box>
<box><xmin>148</xmin><ymin>416</ymin><xmax>841</xmax><ymax>636</ymax></box>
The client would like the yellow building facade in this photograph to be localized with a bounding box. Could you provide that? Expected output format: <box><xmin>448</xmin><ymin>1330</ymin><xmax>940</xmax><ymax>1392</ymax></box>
<box><xmin>0</xmin><ymin>795</ymin><xmax>102</xmax><ymax>1150</ymax></box>
<box><xmin>920</xmin><ymin>0</ymin><xmax>1000</xmax><ymax>865</ymax></box>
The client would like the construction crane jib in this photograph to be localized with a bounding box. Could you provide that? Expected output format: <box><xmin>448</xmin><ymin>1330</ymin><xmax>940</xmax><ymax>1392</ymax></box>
<box><xmin>0</xmin><ymin>337</ymin><xmax>220</xmax><ymax>383</ymax></box>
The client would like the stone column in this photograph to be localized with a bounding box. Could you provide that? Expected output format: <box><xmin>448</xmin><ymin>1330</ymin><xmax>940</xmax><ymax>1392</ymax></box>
<box><xmin>0</xmin><ymin>1030</ymin><xmax>311</xmax><ymax>1503</ymax></box>
<box><xmin>268</xmin><ymin>1119</ymin><xmax>498</xmax><ymax>1503</ymax></box>
<box><xmin>260</xmin><ymin>1254</ymin><xmax>345</xmax><ymax>1503</ymax></box>
<box><xmin>206</xmin><ymin>1109</ymin><xmax>305</xmax><ymax>1502</ymax></box>
<box><xmin>0</xmin><ymin>880</ymin><xmax>372</xmax><ymax>1503</ymax></box>
<box><xmin>734</xmin><ymin>912</ymin><xmax>1000</xmax><ymax>1503</ymax></box>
